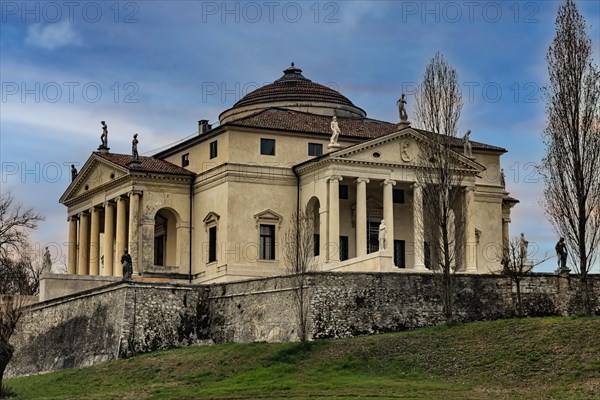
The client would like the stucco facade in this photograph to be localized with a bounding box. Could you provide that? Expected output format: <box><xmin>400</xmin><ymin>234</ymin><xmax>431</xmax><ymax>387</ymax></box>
<box><xmin>59</xmin><ymin>64</ymin><xmax>518</xmax><ymax>285</ymax></box>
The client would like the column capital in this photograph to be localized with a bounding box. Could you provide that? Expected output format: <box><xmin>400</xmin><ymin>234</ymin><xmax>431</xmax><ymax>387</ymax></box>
<box><xmin>78</xmin><ymin>211</ymin><xmax>89</xmax><ymax>218</ymax></box>
<box><xmin>89</xmin><ymin>206</ymin><xmax>102</xmax><ymax>213</ymax></box>
<box><xmin>355</xmin><ymin>177</ymin><xmax>370</xmax><ymax>184</ymax></box>
<box><xmin>381</xmin><ymin>179</ymin><xmax>396</xmax><ymax>186</ymax></box>
<box><xmin>129</xmin><ymin>190</ymin><xmax>143</xmax><ymax>197</ymax></box>
<box><xmin>464</xmin><ymin>185</ymin><xmax>476</xmax><ymax>192</ymax></box>
<box><xmin>328</xmin><ymin>175</ymin><xmax>343</xmax><ymax>182</ymax></box>
<box><xmin>67</xmin><ymin>215</ymin><xmax>79</xmax><ymax>222</ymax></box>
<box><xmin>103</xmin><ymin>200</ymin><xmax>115</xmax><ymax>207</ymax></box>
<box><xmin>411</xmin><ymin>182</ymin><xmax>425</xmax><ymax>189</ymax></box>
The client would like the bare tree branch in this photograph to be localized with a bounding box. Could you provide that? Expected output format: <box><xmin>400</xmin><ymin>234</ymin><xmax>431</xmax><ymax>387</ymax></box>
<box><xmin>283</xmin><ymin>211</ymin><xmax>316</xmax><ymax>342</ymax></box>
<box><xmin>413</xmin><ymin>52</ymin><xmax>466</xmax><ymax>323</ymax></box>
<box><xmin>539</xmin><ymin>0</ymin><xmax>600</xmax><ymax>314</ymax></box>
<box><xmin>0</xmin><ymin>192</ymin><xmax>44</xmax><ymax>259</ymax></box>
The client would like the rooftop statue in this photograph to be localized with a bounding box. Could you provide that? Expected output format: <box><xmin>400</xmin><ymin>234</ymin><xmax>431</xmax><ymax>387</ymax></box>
<box><xmin>329</xmin><ymin>116</ymin><xmax>341</xmax><ymax>147</ymax></box>
<box><xmin>463</xmin><ymin>129</ymin><xmax>473</xmax><ymax>158</ymax></box>
<box><xmin>132</xmin><ymin>134</ymin><xmax>139</xmax><ymax>161</ymax></box>
<box><xmin>397</xmin><ymin>94</ymin><xmax>408</xmax><ymax>122</ymax></box>
<box><xmin>99</xmin><ymin>121</ymin><xmax>108</xmax><ymax>149</ymax></box>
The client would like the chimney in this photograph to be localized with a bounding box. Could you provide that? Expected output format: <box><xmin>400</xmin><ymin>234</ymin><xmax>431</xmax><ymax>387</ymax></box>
<box><xmin>198</xmin><ymin>120</ymin><xmax>211</xmax><ymax>134</ymax></box>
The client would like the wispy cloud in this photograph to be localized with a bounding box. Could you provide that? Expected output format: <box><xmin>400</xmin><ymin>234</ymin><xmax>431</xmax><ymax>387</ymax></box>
<box><xmin>25</xmin><ymin>21</ymin><xmax>82</xmax><ymax>51</ymax></box>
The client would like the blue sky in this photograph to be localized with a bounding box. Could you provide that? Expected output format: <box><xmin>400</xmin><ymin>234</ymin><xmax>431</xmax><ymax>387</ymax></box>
<box><xmin>1</xmin><ymin>0</ymin><xmax>599</xmax><ymax>272</ymax></box>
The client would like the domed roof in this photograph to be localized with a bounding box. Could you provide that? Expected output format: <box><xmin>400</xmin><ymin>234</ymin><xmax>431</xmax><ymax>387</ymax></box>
<box><xmin>234</xmin><ymin>63</ymin><xmax>356</xmax><ymax>108</ymax></box>
<box><xmin>219</xmin><ymin>63</ymin><xmax>366</xmax><ymax>123</ymax></box>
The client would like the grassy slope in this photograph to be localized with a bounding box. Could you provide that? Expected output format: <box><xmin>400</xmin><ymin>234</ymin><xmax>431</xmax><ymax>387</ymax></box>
<box><xmin>6</xmin><ymin>317</ymin><xmax>600</xmax><ymax>400</ymax></box>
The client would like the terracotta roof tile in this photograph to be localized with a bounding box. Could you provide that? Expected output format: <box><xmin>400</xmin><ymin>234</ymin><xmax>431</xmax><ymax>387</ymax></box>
<box><xmin>94</xmin><ymin>152</ymin><xmax>194</xmax><ymax>176</ymax></box>
<box><xmin>229</xmin><ymin>108</ymin><xmax>506</xmax><ymax>152</ymax></box>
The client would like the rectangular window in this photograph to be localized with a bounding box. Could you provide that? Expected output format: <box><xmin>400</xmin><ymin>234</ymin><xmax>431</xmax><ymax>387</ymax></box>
<box><xmin>394</xmin><ymin>240</ymin><xmax>406</xmax><ymax>268</ymax></box>
<box><xmin>339</xmin><ymin>184</ymin><xmax>348</xmax><ymax>200</ymax></box>
<box><xmin>314</xmin><ymin>234</ymin><xmax>320</xmax><ymax>257</ymax></box>
<box><xmin>209</xmin><ymin>140</ymin><xmax>218</xmax><ymax>159</ymax></box>
<box><xmin>181</xmin><ymin>153</ymin><xmax>190</xmax><ymax>167</ymax></box>
<box><xmin>260</xmin><ymin>224</ymin><xmax>275</xmax><ymax>260</ymax></box>
<box><xmin>208</xmin><ymin>226</ymin><xmax>217</xmax><ymax>263</ymax></box>
<box><xmin>393</xmin><ymin>189</ymin><xmax>405</xmax><ymax>204</ymax></box>
<box><xmin>260</xmin><ymin>138</ymin><xmax>276</xmax><ymax>156</ymax></box>
<box><xmin>308</xmin><ymin>143</ymin><xmax>323</xmax><ymax>157</ymax></box>
<box><xmin>367</xmin><ymin>221</ymin><xmax>379</xmax><ymax>254</ymax></box>
<box><xmin>340</xmin><ymin>236</ymin><xmax>349</xmax><ymax>261</ymax></box>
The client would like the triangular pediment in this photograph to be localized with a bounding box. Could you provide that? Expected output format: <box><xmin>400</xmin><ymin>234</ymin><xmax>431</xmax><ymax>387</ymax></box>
<box><xmin>331</xmin><ymin>128</ymin><xmax>484</xmax><ymax>173</ymax></box>
<box><xmin>60</xmin><ymin>155</ymin><xmax>129</xmax><ymax>204</ymax></box>
<box><xmin>253</xmin><ymin>209</ymin><xmax>283</xmax><ymax>227</ymax></box>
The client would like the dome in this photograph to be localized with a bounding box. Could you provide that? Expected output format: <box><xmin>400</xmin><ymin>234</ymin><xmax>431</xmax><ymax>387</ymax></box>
<box><xmin>219</xmin><ymin>63</ymin><xmax>366</xmax><ymax>124</ymax></box>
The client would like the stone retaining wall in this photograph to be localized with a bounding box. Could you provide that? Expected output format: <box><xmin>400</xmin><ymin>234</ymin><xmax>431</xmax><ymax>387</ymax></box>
<box><xmin>6</xmin><ymin>272</ymin><xmax>599</xmax><ymax>378</ymax></box>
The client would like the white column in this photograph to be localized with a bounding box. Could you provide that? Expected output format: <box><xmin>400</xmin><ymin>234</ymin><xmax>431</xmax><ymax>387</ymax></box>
<box><xmin>355</xmin><ymin>178</ymin><xmax>369</xmax><ymax>257</ymax></box>
<box><xmin>412</xmin><ymin>183</ymin><xmax>427</xmax><ymax>270</ymax></box>
<box><xmin>382</xmin><ymin>179</ymin><xmax>396</xmax><ymax>253</ymax></box>
<box><xmin>464</xmin><ymin>186</ymin><xmax>477</xmax><ymax>272</ymax></box>
<box><xmin>89</xmin><ymin>207</ymin><xmax>101</xmax><ymax>275</ymax></box>
<box><xmin>328</xmin><ymin>175</ymin><xmax>343</xmax><ymax>262</ymax></box>
<box><xmin>115</xmin><ymin>196</ymin><xmax>127</xmax><ymax>277</ymax></box>
<box><xmin>128</xmin><ymin>191</ymin><xmax>141</xmax><ymax>275</ymax></box>
<box><xmin>77</xmin><ymin>211</ymin><xmax>90</xmax><ymax>275</ymax></box>
<box><xmin>103</xmin><ymin>201</ymin><xmax>115</xmax><ymax>276</ymax></box>
<box><xmin>67</xmin><ymin>216</ymin><xmax>78</xmax><ymax>275</ymax></box>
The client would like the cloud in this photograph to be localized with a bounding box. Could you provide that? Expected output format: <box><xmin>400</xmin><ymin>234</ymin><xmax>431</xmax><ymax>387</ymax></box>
<box><xmin>25</xmin><ymin>21</ymin><xmax>82</xmax><ymax>51</ymax></box>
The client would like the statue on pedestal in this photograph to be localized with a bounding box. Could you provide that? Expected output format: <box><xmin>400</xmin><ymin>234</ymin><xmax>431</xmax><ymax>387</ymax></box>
<box><xmin>99</xmin><ymin>121</ymin><xmax>109</xmax><ymax>150</ymax></box>
<box><xmin>132</xmin><ymin>133</ymin><xmax>139</xmax><ymax>161</ymax></box>
<box><xmin>378</xmin><ymin>220</ymin><xmax>387</xmax><ymax>250</ymax></box>
<box><xmin>397</xmin><ymin>94</ymin><xmax>408</xmax><ymax>122</ymax></box>
<box><xmin>555</xmin><ymin>237</ymin><xmax>568</xmax><ymax>270</ymax></box>
<box><xmin>329</xmin><ymin>116</ymin><xmax>341</xmax><ymax>148</ymax></box>
<box><xmin>121</xmin><ymin>249</ymin><xmax>133</xmax><ymax>280</ymax></box>
<box><xmin>519</xmin><ymin>233</ymin><xmax>529</xmax><ymax>262</ymax></box>
<box><xmin>463</xmin><ymin>129</ymin><xmax>473</xmax><ymax>158</ymax></box>
<box><xmin>70</xmin><ymin>164</ymin><xmax>78</xmax><ymax>181</ymax></box>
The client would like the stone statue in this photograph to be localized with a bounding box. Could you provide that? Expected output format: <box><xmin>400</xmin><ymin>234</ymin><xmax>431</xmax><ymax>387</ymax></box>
<box><xmin>500</xmin><ymin>168</ymin><xmax>506</xmax><ymax>187</ymax></box>
<box><xmin>132</xmin><ymin>134</ymin><xmax>139</xmax><ymax>161</ymax></box>
<box><xmin>463</xmin><ymin>129</ymin><xmax>473</xmax><ymax>158</ymax></box>
<box><xmin>378</xmin><ymin>220</ymin><xmax>387</xmax><ymax>250</ymax></box>
<box><xmin>519</xmin><ymin>233</ymin><xmax>529</xmax><ymax>262</ymax></box>
<box><xmin>100</xmin><ymin>121</ymin><xmax>108</xmax><ymax>149</ymax></box>
<box><xmin>555</xmin><ymin>237</ymin><xmax>568</xmax><ymax>270</ymax></box>
<box><xmin>330</xmin><ymin>116</ymin><xmax>341</xmax><ymax>147</ymax></box>
<box><xmin>121</xmin><ymin>248</ymin><xmax>133</xmax><ymax>280</ymax></box>
<box><xmin>397</xmin><ymin>94</ymin><xmax>408</xmax><ymax>122</ymax></box>
<box><xmin>42</xmin><ymin>246</ymin><xmax>52</xmax><ymax>272</ymax></box>
<box><xmin>70</xmin><ymin>164</ymin><xmax>78</xmax><ymax>181</ymax></box>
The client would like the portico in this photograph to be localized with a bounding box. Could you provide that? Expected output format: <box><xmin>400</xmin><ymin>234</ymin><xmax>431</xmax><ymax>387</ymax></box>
<box><xmin>60</xmin><ymin>151</ymin><xmax>194</xmax><ymax>278</ymax></box>
<box><xmin>296</xmin><ymin>128</ymin><xmax>482</xmax><ymax>273</ymax></box>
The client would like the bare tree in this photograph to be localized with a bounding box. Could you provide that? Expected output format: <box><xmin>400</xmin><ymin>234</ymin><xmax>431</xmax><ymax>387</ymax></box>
<box><xmin>0</xmin><ymin>192</ymin><xmax>44</xmax><ymax>395</ymax></box>
<box><xmin>497</xmin><ymin>236</ymin><xmax>551</xmax><ymax>316</ymax></box>
<box><xmin>413</xmin><ymin>52</ymin><xmax>467</xmax><ymax>324</ymax></box>
<box><xmin>282</xmin><ymin>211</ymin><xmax>316</xmax><ymax>343</ymax></box>
<box><xmin>0</xmin><ymin>192</ymin><xmax>44</xmax><ymax>259</ymax></box>
<box><xmin>540</xmin><ymin>0</ymin><xmax>600</xmax><ymax>314</ymax></box>
<box><xmin>0</xmin><ymin>295</ymin><xmax>25</xmax><ymax>397</ymax></box>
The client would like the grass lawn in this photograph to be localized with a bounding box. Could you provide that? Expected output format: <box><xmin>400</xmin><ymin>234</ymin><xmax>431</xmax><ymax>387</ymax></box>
<box><xmin>5</xmin><ymin>317</ymin><xmax>600</xmax><ymax>399</ymax></box>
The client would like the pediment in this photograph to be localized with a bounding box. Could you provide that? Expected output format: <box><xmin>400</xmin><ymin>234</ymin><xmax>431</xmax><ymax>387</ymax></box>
<box><xmin>254</xmin><ymin>209</ymin><xmax>283</xmax><ymax>227</ymax></box>
<box><xmin>60</xmin><ymin>155</ymin><xmax>129</xmax><ymax>204</ymax></box>
<box><xmin>331</xmin><ymin>128</ymin><xmax>484</xmax><ymax>173</ymax></box>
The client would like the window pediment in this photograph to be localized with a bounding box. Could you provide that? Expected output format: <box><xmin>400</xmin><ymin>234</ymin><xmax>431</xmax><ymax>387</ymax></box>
<box><xmin>254</xmin><ymin>209</ymin><xmax>283</xmax><ymax>228</ymax></box>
